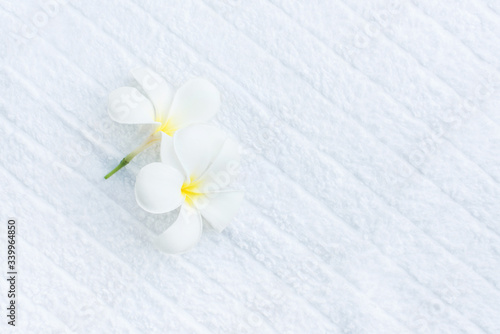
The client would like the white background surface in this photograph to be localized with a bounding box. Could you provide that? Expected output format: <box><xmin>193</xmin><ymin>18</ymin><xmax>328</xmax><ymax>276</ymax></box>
<box><xmin>1</xmin><ymin>0</ymin><xmax>500</xmax><ymax>333</ymax></box>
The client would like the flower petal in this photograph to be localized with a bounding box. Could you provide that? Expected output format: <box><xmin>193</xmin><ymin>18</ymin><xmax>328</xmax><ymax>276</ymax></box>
<box><xmin>199</xmin><ymin>191</ymin><xmax>244</xmax><ymax>232</ymax></box>
<box><xmin>154</xmin><ymin>204</ymin><xmax>203</xmax><ymax>254</ymax></box>
<box><xmin>108</xmin><ymin>87</ymin><xmax>156</xmax><ymax>124</ymax></box>
<box><xmin>174</xmin><ymin>124</ymin><xmax>226</xmax><ymax>180</ymax></box>
<box><xmin>131</xmin><ymin>67</ymin><xmax>173</xmax><ymax>122</ymax></box>
<box><xmin>135</xmin><ymin>162</ymin><xmax>185</xmax><ymax>214</ymax></box>
<box><xmin>160</xmin><ymin>132</ymin><xmax>185</xmax><ymax>178</ymax></box>
<box><xmin>167</xmin><ymin>78</ymin><xmax>220</xmax><ymax>128</ymax></box>
<box><xmin>198</xmin><ymin>138</ymin><xmax>240</xmax><ymax>193</ymax></box>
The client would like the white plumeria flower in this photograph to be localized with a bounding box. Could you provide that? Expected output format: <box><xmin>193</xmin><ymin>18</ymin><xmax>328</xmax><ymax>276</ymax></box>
<box><xmin>105</xmin><ymin>67</ymin><xmax>220</xmax><ymax>179</ymax></box>
<box><xmin>135</xmin><ymin>124</ymin><xmax>244</xmax><ymax>254</ymax></box>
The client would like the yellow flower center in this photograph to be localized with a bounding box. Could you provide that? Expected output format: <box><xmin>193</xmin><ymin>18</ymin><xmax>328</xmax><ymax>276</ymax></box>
<box><xmin>155</xmin><ymin>118</ymin><xmax>178</xmax><ymax>136</ymax></box>
<box><xmin>181</xmin><ymin>177</ymin><xmax>204</xmax><ymax>207</ymax></box>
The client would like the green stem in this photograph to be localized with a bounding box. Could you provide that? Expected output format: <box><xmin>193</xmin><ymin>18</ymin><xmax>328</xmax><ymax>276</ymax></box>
<box><xmin>104</xmin><ymin>158</ymin><xmax>129</xmax><ymax>179</ymax></box>
<box><xmin>104</xmin><ymin>133</ymin><xmax>161</xmax><ymax>179</ymax></box>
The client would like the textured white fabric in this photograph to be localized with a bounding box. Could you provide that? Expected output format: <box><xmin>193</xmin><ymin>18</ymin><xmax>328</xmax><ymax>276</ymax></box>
<box><xmin>1</xmin><ymin>0</ymin><xmax>500</xmax><ymax>333</ymax></box>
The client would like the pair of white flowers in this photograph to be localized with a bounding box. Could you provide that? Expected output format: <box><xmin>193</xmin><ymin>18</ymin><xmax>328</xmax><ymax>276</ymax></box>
<box><xmin>106</xmin><ymin>67</ymin><xmax>243</xmax><ymax>254</ymax></box>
